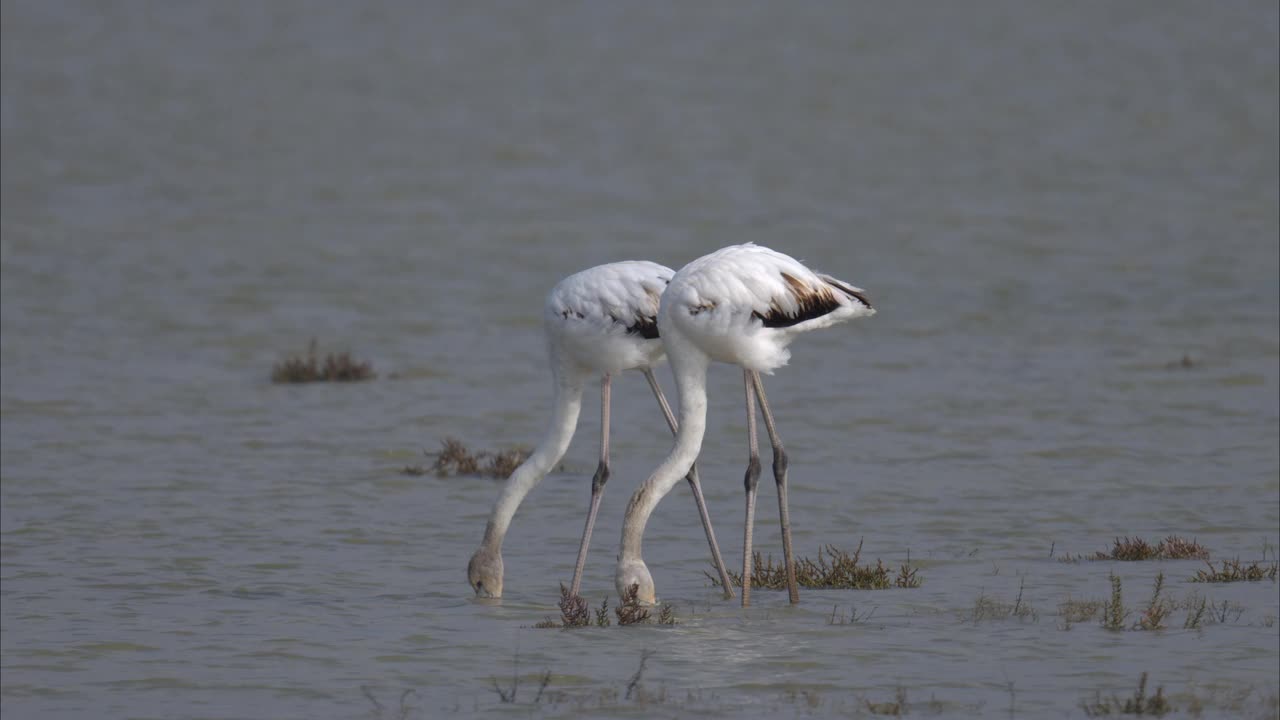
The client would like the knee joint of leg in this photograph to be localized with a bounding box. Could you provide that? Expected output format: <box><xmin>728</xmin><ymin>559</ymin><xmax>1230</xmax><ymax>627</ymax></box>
<box><xmin>743</xmin><ymin>455</ymin><xmax>761</xmax><ymax>492</ymax></box>
<box><xmin>591</xmin><ymin>461</ymin><xmax>610</xmax><ymax>492</ymax></box>
<box><xmin>772</xmin><ymin>448</ymin><xmax>789</xmax><ymax>478</ymax></box>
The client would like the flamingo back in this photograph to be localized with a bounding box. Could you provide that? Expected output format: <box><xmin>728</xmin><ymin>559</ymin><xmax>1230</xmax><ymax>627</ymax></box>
<box><xmin>544</xmin><ymin>260</ymin><xmax>674</xmax><ymax>373</ymax></box>
<box><xmin>659</xmin><ymin>244</ymin><xmax>875</xmax><ymax>372</ymax></box>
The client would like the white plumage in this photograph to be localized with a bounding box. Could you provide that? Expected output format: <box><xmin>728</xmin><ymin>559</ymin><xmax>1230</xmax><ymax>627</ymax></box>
<box><xmin>546</xmin><ymin>261</ymin><xmax>667</xmax><ymax>373</ymax></box>
<box><xmin>468</xmin><ymin>260</ymin><xmax>734</xmax><ymax>599</ymax></box>
<box><xmin>616</xmin><ymin>243</ymin><xmax>875</xmax><ymax>607</ymax></box>
<box><xmin>662</xmin><ymin>243</ymin><xmax>874</xmax><ymax>372</ymax></box>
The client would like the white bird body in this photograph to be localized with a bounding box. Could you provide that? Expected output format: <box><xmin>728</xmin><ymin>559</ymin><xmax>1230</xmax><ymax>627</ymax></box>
<box><xmin>546</xmin><ymin>261</ymin><xmax>668</xmax><ymax>373</ymax></box>
<box><xmin>617</xmin><ymin>243</ymin><xmax>874</xmax><ymax>606</ymax></box>
<box><xmin>662</xmin><ymin>244</ymin><xmax>874</xmax><ymax>372</ymax></box>
<box><xmin>468</xmin><ymin>260</ymin><xmax>734</xmax><ymax>599</ymax></box>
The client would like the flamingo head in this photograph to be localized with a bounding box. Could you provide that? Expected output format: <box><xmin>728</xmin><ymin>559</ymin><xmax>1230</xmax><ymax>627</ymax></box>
<box><xmin>467</xmin><ymin>547</ymin><xmax>504</xmax><ymax>598</ymax></box>
<box><xmin>615</xmin><ymin>558</ymin><xmax>656</xmax><ymax>605</ymax></box>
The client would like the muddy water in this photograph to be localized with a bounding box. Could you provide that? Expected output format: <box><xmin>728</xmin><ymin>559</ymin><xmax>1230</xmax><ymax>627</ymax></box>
<box><xmin>3</xmin><ymin>2</ymin><xmax>1277</xmax><ymax>718</ymax></box>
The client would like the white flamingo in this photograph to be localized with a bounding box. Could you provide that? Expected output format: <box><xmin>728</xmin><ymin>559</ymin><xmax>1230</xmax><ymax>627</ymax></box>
<box><xmin>468</xmin><ymin>260</ymin><xmax>735</xmax><ymax>599</ymax></box>
<box><xmin>615</xmin><ymin>244</ymin><xmax>875</xmax><ymax>607</ymax></box>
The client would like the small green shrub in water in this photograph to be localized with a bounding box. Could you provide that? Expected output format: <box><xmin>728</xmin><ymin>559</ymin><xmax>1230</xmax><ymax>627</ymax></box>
<box><xmin>1191</xmin><ymin>558</ymin><xmax>1278</xmax><ymax>583</ymax></box>
<box><xmin>1092</xmin><ymin>535</ymin><xmax>1209</xmax><ymax>561</ymax></box>
<box><xmin>1096</xmin><ymin>574</ymin><xmax>1185</xmax><ymax>631</ymax></box>
<box><xmin>1136</xmin><ymin>572</ymin><xmax>1171</xmax><ymax>631</ymax></box>
<box><xmin>1103</xmin><ymin>573</ymin><xmax>1128</xmax><ymax>631</ymax></box>
<box><xmin>708</xmin><ymin>540</ymin><xmax>922</xmax><ymax>591</ymax></box>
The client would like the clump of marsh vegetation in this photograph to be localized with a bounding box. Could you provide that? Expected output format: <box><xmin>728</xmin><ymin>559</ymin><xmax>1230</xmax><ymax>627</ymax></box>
<box><xmin>1064</xmin><ymin>581</ymin><xmax>1249</xmax><ymax>632</ymax></box>
<box><xmin>1191</xmin><ymin>558</ymin><xmax>1278</xmax><ymax>583</ymax></box>
<box><xmin>556</xmin><ymin>583</ymin><xmax>591</xmax><ymax>627</ymax></box>
<box><xmin>534</xmin><ymin>584</ymin><xmax>675</xmax><ymax>628</ymax></box>
<box><xmin>1103</xmin><ymin>573</ymin><xmax>1132</xmax><ymax>631</ymax></box>
<box><xmin>1058</xmin><ymin>597</ymin><xmax>1106</xmax><ymax>627</ymax></box>
<box><xmin>968</xmin><ymin>577</ymin><xmax>1037</xmax><ymax>623</ymax></box>
<box><xmin>1080</xmin><ymin>673</ymin><xmax>1171</xmax><ymax>717</ymax></box>
<box><xmin>271</xmin><ymin>339</ymin><xmax>375</xmax><ymax>383</ymax></box>
<box><xmin>1134</xmin><ymin>572</ymin><xmax>1173</xmax><ymax>630</ymax></box>
<box><xmin>402</xmin><ymin>437</ymin><xmax>532</xmax><ymax>478</ymax></box>
<box><xmin>1075</xmin><ymin>573</ymin><xmax>1226</xmax><ymax>632</ymax></box>
<box><xmin>609</xmin><ymin>589</ymin><xmax>650</xmax><ymax>622</ymax></box>
<box><xmin>1093</xmin><ymin>535</ymin><xmax>1210</xmax><ymax>561</ymax></box>
<box><xmin>708</xmin><ymin>541</ymin><xmax>922</xmax><ymax>591</ymax></box>
<box><xmin>616</xmin><ymin>583</ymin><xmax>677</xmax><ymax>626</ymax></box>
<box><xmin>1181</xmin><ymin>593</ymin><xmax>1247</xmax><ymax>628</ymax></box>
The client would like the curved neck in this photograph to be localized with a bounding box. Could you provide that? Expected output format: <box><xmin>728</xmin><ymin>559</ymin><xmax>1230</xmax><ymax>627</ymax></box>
<box><xmin>480</xmin><ymin>364</ymin><xmax>585</xmax><ymax>551</ymax></box>
<box><xmin>619</xmin><ymin>338</ymin><xmax>710</xmax><ymax>563</ymax></box>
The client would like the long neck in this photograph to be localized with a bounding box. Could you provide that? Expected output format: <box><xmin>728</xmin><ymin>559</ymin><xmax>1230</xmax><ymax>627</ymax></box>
<box><xmin>619</xmin><ymin>337</ymin><xmax>709</xmax><ymax>563</ymax></box>
<box><xmin>479</xmin><ymin>363</ymin><xmax>585</xmax><ymax>551</ymax></box>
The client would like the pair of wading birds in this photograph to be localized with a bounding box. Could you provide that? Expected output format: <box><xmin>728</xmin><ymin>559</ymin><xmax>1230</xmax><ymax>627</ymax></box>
<box><xmin>467</xmin><ymin>243</ymin><xmax>874</xmax><ymax>607</ymax></box>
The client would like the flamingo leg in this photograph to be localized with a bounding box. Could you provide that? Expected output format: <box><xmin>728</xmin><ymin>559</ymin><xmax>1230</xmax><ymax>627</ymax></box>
<box><xmin>741</xmin><ymin>369</ymin><xmax>762</xmax><ymax>607</ymax></box>
<box><xmin>750</xmin><ymin>370</ymin><xmax>799</xmax><ymax>604</ymax></box>
<box><xmin>569</xmin><ymin>373</ymin><xmax>611</xmax><ymax>597</ymax></box>
<box><xmin>643</xmin><ymin>369</ymin><xmax>734</xmax><ymax>600</ymax></box>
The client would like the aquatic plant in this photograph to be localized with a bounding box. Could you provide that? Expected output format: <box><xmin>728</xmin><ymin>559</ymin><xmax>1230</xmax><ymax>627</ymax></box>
<box><xmin>1057</xmin><ymin>596</ymin><xmax>1105</xmax><ymax>630</ymax></box>
<box><xmin>1065</xmin><ymin>577</ymin><xmax>1226</xmax><ymax>632</ymax></box>
<box><xmin>828</xmin><ymin>604</ymin><xmax>876</xmax><ymax>625</ymax></box>
<box><xmin>708</xmin><ymin>541</ymin><xmax>922</xmax><ymax>590</ymax></box>
<box><xmin>1214</xmin><ymin>601</ymin><xmax>1247</xmax><ymax>624</ymax></box>
<box><xmin>1136</xmin><ymin>572</ymin><xmax>1171</xmax><ymax>631</ymax></box>
<box><xmin>1080</xmin><ymin>673</ymin><xmax>1171</xmax><ymax>717</ymax></box>
<box><xmin>428</xmin><ymin>438</ymin><xmax>532</xmax><ymax>479</ymax></box>
<box><xmin>271</xmin><ymin>339</ymin><xmax>375</xmax><ymax>383</ymax></box>
<box><xmin>1103</xmin><ymin>573</ymin><xmax>1128</xmax><ymax>631</ymax></box>
<box><xmin>616</xmin><ymin>584</ymin><xmax>651</xmax><ymax>625</ymax></box>
<box><xmin>534</xmin><ymin>585</ymin><xmax>675</xmax><ymax>628</ymax></box>
<box><xmin>969</xmin><ymin>578</ymin><xmax>1036</xmax><ymax>623</ymax></box>
<box><xmin>1092</xmin><ymin>535</ymin><xmax>1209</xmax><ymax>561</ymax></box>
<box><xmin>558</xmin><ymin>583</ymin><xmax>590</xmax><ymax>627</ymax></box>
<box><xmin>656</xmin><ymin>604</ymin><xmax>676</xmax><ymax>626</ymax></box>
<box><xmin>1183</xmin><ymin>595</ymin><xmax>1208</xmax><ymax>629</ymax></box>
<box><xmin>1191</xmin><ymin>558</ymin><xmax>1278</xmax><ymax>583</ymax></box>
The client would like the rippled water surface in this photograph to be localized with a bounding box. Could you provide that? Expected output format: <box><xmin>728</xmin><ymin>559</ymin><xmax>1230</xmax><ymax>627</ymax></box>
<box><xmin>3</xmin><ymin>2</ymin><xmax>1278</xmax><ymax>718</ymax></box>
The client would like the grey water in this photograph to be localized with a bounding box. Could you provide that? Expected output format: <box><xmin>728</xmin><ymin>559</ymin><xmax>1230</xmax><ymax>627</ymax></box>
<box><xmin>2</xmin><ymin>2</ymin><xmax>1277</xmax><ymax>718</ymax></box>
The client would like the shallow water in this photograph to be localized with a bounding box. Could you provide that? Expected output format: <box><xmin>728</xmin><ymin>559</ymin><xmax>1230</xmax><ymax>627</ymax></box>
<box><xmin>2</xmin><ymin>2</ymin><xmax>1278</xmax><ymax>718</ymax></box>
